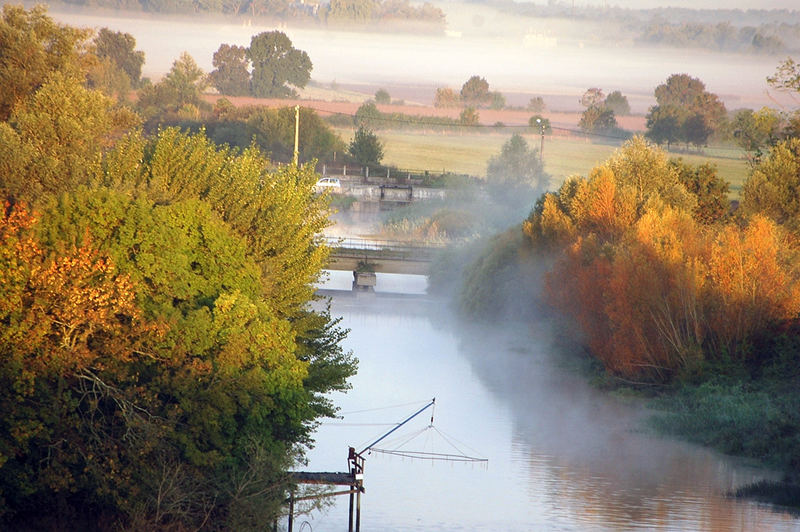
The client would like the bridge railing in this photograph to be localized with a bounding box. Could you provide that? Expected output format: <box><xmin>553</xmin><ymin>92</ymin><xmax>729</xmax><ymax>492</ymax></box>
<box><xmin>323</xmin><ymin>236</ymin><xmax>444</xmax><ymax>262</ymax></box>
<box><xmin>324</xmin><ymin>236</ymin><xmax>444</xmax><ymax>250</ymax></box>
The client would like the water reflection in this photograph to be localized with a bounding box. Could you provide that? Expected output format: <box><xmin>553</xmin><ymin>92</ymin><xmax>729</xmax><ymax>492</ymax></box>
<box><xmin>299</xmin><ymin>285</ymin><xmax>798</xmax><ymax>531</ymax></box>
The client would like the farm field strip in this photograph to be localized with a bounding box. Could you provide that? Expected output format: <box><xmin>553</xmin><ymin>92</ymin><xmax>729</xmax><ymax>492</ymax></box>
<box><xmin>344</xmin><ymin>130</ymin><xmax>750</xmax><ymax>195</ymax></box>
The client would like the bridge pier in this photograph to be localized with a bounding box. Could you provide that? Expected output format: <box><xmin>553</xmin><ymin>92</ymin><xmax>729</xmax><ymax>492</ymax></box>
<box><xmin>352</xmin><ymin>271</ymin><xmax>376</xmax><ymax>291</ymax></box>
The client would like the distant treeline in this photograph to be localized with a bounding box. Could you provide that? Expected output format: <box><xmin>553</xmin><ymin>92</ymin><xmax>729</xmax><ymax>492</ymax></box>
<box><xmin>327</xmin><ymin>101</ymin><xmax>467</xmax><ymax>131</ymax></box>
<box><xmin>637</xmin><ymin>21</ymin><xmax>797</xmax><ymax>54</ymax></box>
<box><xmin>57</xmin><ymin>0</ymin><xmax>446</xmax><ymax>32</ymax></box>
<box><xmin>481</xmin><ymin>0</ymin><xmax>800</xmax><ymax>53</ymax></box>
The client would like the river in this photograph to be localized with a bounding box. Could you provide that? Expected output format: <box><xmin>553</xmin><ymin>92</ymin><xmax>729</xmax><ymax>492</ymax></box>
<box><xmin>296</xmin><ymin>272</ymin><xmax>800</xmax><ymax>531</ymax></box>
<box><xmin>36</xmin><ymin>7</ymin><xmax>800</xmax><ymax>528</ymax></box>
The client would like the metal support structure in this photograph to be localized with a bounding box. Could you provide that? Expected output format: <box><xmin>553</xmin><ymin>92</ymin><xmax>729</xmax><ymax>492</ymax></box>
<box><xmin>287</xmin><ymin>399</ymin><xmax>435</xmax><ymax>532</ymax></box>
<box><xmin>360</xmin><ymin>398</ymin><xmax>435</xmax><ymax>455</ymax></box>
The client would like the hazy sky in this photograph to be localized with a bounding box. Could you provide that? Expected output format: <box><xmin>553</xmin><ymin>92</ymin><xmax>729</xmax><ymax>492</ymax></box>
<box><xmin>575</xmin><ymin>0</ymin><xmax>798</xmax><ymax>8</ymax></box>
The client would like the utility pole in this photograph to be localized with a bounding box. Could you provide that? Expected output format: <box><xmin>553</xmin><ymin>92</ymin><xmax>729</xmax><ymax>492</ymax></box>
<box><xmin>293</xmin><ymin>104</ymin><xmax>300</xmax><ymax>166</ymax></box>
<box><xmin>536</xmin><ymin>118</ymin><xmax>545</xmax><ymax>163</ymax></box>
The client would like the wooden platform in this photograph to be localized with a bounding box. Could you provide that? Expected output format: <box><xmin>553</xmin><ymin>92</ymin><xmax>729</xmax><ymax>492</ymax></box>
<box><xmin>290</xmin><ymin>471</ymin><xmax>356</xmax><ymax>486</ymax></box>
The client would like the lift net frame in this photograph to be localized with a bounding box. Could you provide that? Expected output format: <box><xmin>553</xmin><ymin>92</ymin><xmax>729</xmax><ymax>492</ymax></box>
<box><xmin>367</xmin><ymin>421</ymin><xmax>488</xmax><ymax>465</ymax></box>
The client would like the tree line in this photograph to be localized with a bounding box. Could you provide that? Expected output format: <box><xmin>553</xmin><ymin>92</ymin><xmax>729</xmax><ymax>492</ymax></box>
<box><xmin>490</xmin><ymin>1</ymin><xmax>800</xmax><ymax>54</ymax></box>
<box><xmin>58</xmin><ymin>0</ymin><xmax>446</xmax><ymax>32</ymax></box>
<box><xmin>0</xmin><ymin>5</ymin><xmax>356</xmax><ymax>529</ymax></box>
<box><xmin>454</xmin><ymin>127</ymin><xmax>799</xmax><ymax>482</ymax></box>
<box><xmin>637</xmin><ymin>20</ymin><xmax>788</xmax><ymax>54</ymax></box>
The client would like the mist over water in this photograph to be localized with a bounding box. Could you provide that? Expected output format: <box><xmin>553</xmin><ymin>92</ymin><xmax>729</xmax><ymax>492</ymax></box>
<box><xmin>37</xmin><ymin>6</ymin><xmax>800</xmax><ymax>528</ymax></box>
<box><xmin>300</xmin><ymin>287</ymin><xmax>798</xmax><ymax>531</ymax></box>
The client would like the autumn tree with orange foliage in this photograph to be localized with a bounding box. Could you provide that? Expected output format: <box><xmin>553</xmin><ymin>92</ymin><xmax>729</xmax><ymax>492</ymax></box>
<box><xmin>0</xmin><ymin>8</ymin><xmax>355</xmax><ymax>529</ymax></box>
<box><xmin>525</xmin><ymin>136</ymin><xmax>800</xmax><ymax>381</ymax></box>
<box><xmin>0</xmin><ymin>203</ymin><xmax>169</xmax><ymax>526</ymax></box>
<box><xmin>706</xmin><ymin>215</ymin><xmax>800</xmax><ymax>357</ymax></box>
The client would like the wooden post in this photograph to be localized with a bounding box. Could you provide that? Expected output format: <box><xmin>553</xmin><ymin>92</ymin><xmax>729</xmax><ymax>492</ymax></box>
<box><xmin>322</xmin><ymin>164</ymin><xmax>326</xmax><ymax>176</ymax></box>
<box><xmin>348</xmin><ymin>489</ymin><xmax>354</xmax><ymax>532</ymax></box>
<box><xmin>356</xmin><ymin>488</ymin><xmax>362</xmax><ymax>532</ymax></box>
<box><xmin>343</xmin><ymin>164</ymin><xmax>347</xmax><ymax>177</ymax></box>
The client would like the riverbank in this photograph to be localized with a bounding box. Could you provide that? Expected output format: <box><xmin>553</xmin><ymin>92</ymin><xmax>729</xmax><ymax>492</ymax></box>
<box><xmin>436</xmin><ymin>234</ymin><xmax>800</xmax><ymax>513</ymax></box>
<box><xmin>300</xmin><ymin>284</ymin><xmax>800</xmax><ymax>530</ymax></box>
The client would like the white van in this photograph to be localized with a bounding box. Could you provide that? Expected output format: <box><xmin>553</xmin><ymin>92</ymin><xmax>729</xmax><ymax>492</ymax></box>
<box><xmin>314</xmin><ymin>177</ymin><xmax>342</xmax><ymax>193</ymax></box>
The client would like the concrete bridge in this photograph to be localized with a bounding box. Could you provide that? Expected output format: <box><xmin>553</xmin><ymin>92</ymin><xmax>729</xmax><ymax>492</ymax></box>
<box><xmin>333</xmin><ymin>182</ymin><xmax>447</xmax><ymax>205</ymax></box>
<box><xmin>324</xmin><ymin>237</ymin><xmax>441</xmax><ymax>286</ymax></box>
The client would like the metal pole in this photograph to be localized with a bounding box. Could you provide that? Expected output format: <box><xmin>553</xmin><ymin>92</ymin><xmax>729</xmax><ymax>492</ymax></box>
<box><xmin>540</xmin><ymin>126</ymin><xmax>544</xmax><ymax>161</ymax></box>
<box><xmin>293</xmin><ymin>105</ymin><xmax>300</xmax><ymax>166</ymax></box>
<box><xmin>535</xmin><ymin>118</ymin><xmax>544</xmax><ymax>162</ymax></box>
<box><xmin>360</xmin><ymin>398</ymin><xmax>435</xmax><ymax>454</ymax></box>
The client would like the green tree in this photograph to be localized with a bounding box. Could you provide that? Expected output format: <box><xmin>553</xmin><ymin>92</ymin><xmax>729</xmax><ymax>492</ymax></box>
<box><xmin>459</xmin><ymin>106</ymin><xmax>479</xmax><ymax>126</ymax></box>
<box><xmin>0</xmin><ymin>5</ymin><xmax>91</xmax><ymax>121</ymax></box>
<box><xmin>669</xmin><ymin>158</ymin><xmax>730</xmax><ymax>224</ymax></box>
<box><xmin>94</xmin><ymin>27</ymin><xmax>145</xmax><ymax>86</ymax></box>
<box><xmin>434</xmin><ymin>87</ymin><xmax>459</xmax><ymax>108</ymax></box>
<box><xmin>767</xmin><ymin>56</ymin><xmax>800</xmax><ymax>94</ymax></box>
<box><xmin>136</xmin><ymin>52</ymin><xmax>208</xmax><ymax>124</ymax></box>
<box><xmin>248</xmin><ymin>31</ymin><xmax>312</xmax><ymax>98</ymax></box>
<box><xmin>527</xmin><ymin>96</ymin><xmax>545</xmax><ymax>112</ymax></box>
<box><xmin>682</xmin><ymin>112</ymin><xmax>713</xmax><ymax>148</ymax></box>
<box><xmin>209</xmin><ymin>43</ymin><xmax>250</xmax><ymax>96</ymax></box>
<box><xmin>163</xmin><ymin>51</ymin><xmax>207</xmax><ymax>106</ymax></box>
<box><xmin>604</xmin><ymin>90</ymin><xmax>630</xmax><ymax>116</ymax></box>
<box><xmin>375</xmin><ymin>88</ymin><xmax>390</xmax><ymax>104</ymax></box>
<box><xmin>86</xmin><ymin>56</ymin><xmax>132</xmax><ymax>102</ymax></box>
<box><xmin>645</xmin><ymin>104</ymin><xmax>682</xmax><ymax>148</ymax></box>
<box><xmin>354</xmin><ymin>101</ymin><xmax>382</xmax><ymax>129</ymax></box>
<box><xmin>326</xmin><ymin>0</ymin><xmax>376</xmax><ymax>22</ymax></box>
<box><xmin>579</xmin><ymin>104</ymin><xmax>617</xmax><ymax>134</ymax></box>
<box><xmin>0</xmin><ymin>14</ymin><xmax>355</xmax><ymax>527</ymax></box>
<box><xmin>246</xmin><ymin>106</ymin><xmax>345</xmax><ymax>162</ymax></box>
<box><xmin>740</xmin><ymin>138</ymin><xmax>800</xmax><ymax>235</ymax></box>
<box><xmin>486</xmin><ymin>133</ymin><xmax>545</xmax><ymax>207</ymax></box>
<box><xmin>646</xmin><ymin>73</ymin><xmax>726</xmax><ymax>145</ymax></box>
<box><xmin>732</xmin><ymin>107</ymin><xmax>782</xmax><ymax>160</ymax></box>
<box><xmin>603</xmin><ymin>135</ymin><xmax>694</xmax><ymax>211</ymax></box>
<box><xmin>0</xmin><ymin>73</ymin><xmax>139</xmax><ymax>202</ymax></box>
<box><xmin>460</xmin><ymin>75</ymin><xmax>490</xmax><ymax>108</ymax></box>
<box><xmin>9</xmin><ymin>190</ymin><xmax>319</xmax><ymax>529</ymax></box>
<box><xmin>489</xmin><ymin>91</ymin><xmax>506</xmax><ymax>110</ymax></box>
<box><xmin>580</xmin><ymin>87</ymin><xmax>604</xmax><ymax>108</ymax></box>
<box><xmin>349</xmin><ymin>125</ymin><xmax>383</xmax><ymax>166</ymax></box>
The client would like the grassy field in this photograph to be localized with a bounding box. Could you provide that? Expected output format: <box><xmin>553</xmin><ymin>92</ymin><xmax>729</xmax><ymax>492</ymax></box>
<box><xmin>350</xmin><ymin>129</ymin><xmax>751</xmax><ymax>197</ymax></box>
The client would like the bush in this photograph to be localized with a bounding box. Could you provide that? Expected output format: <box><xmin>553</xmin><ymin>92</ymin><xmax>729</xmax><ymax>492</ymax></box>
<box><xmin>649</xmin><ymin>380</ymin><xmax>800</xmax><ymax>470</ymax></box>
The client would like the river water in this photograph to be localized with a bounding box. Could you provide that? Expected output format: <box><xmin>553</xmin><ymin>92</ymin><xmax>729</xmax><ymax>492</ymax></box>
<box><xmin>36</xmin><ymin>8</ymin><xmax>800</xmax><ymax>528</ymax></box>
<box><xmin>296</xmin><ymin>272</ymin><xmax>800</xmax><ymax>531</ymax></box>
